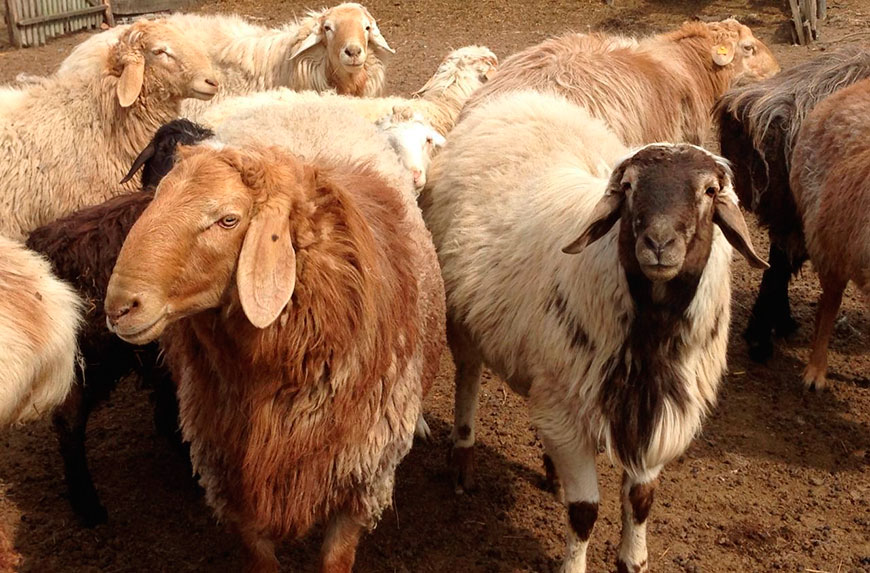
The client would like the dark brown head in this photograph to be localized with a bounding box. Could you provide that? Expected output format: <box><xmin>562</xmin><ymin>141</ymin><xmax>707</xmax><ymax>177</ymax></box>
<box><xmin>563</xmin><ymin>144</ymin><xmax>768</xmax><ymax>281</ymax></box>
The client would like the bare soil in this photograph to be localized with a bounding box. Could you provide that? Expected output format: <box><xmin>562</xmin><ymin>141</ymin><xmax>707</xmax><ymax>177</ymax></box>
<box><xmin>0</xmin><ymin>1</ymin><xmax>868</xmax><ymax>571</ymax></box>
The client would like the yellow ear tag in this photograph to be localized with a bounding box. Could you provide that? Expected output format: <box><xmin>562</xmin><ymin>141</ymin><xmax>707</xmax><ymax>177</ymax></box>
<box><xmin>716</xmin><ymin>45</ymin><xmax>730</xmax><ymax>55</ymax></box>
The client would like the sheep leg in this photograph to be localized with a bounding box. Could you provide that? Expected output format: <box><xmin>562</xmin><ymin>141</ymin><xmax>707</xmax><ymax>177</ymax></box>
<box><xmin>617</xmin><ymin>469</ymin><xmax>662</xmax><ymax>573</ymax></box>
<box><xmin>803</xmin><ymin>274</ymin><xmax>845</xmax><ymax>391</ymax></box>
<box><xmin>237</xmin><ymin>525</ymin><xmax>279</xmax><ymax>573</ymax></box>
<box><xmin>447</xmin><ymin>319</ymin><xmax>484</xmax><ymax>494</ymax></box>
<box><xmin>147</xmin><ymin>364</ymin><xmax>186</xmax><ymax>456</ymax></box>
<box><xmin>52</xmin><ymin>380</ymin><xmax>108</xmax><ymax>526</ymax></box>
<box><xmin>744</xmin><ymin>242</ymin><xmax>799</xmax><ymax>362</ymax></box>
<box><xmin>536</xmin><ymin>427</ymin><xmax>598</xmax><ymax>573</ymax></box>
<box><xmin>320</xmin><ymin>510</ymin><xmax>366</xmax><ymax>573</ymax></box>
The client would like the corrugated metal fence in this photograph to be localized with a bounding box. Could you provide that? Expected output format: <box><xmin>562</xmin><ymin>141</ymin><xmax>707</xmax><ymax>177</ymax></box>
<box><xmin>4</xmin><ymin>0</ymin><xmax>114</xmax><ymax>48</ymax></box>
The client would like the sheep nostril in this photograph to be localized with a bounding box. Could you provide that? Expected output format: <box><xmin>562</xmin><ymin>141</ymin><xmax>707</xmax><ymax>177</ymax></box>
<box><xmin>344</xmin><ymin>45</ymin><xmax>361</xmax><ymax>58</ymax></box>
<box><xmin>107</xmin><ymin>296</ymin><xmax>140</xmax><ymax>323</ymax></box>
<box><xmin>644</xmin><ymin>235</ymin><xmax>660</xmax><ymax>252</ymax></box>
<box><xmin>205</xmin><ymin>78</ymin><xmax>218</xmax><ymax>87</ymax></box>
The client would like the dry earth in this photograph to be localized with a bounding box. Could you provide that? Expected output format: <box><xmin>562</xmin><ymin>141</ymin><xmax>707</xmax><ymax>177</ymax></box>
<box><xmin>0</xmin><ymin>0</ymin><xmax>868</xmax><ymax>571</ymax></box>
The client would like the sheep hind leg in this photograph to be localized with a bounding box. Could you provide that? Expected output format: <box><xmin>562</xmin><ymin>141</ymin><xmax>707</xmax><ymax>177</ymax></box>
<box><xmin>320</xmin><ymin>510</ymin><xmax>366</xmax><ymax>573</ymax></box>
<box><xmin>617</xmin><ymin>468</ymin><xmax>662</xmax><ymax>573</ymax></box>
<box><xmin>238</xmin><ymin>526</ymin><xmax>279</xmax><ymax>573</ymax></box>
<box><xmin>52</xmin><ymin>380</ymin><xmax>108</xmax><ymax>527</ymax></box>
<box><xmin>447</xmin><ymin>318</ymin><xmax>484</xmax><ymax>494</ymax></box>
<box><xmin>803</xmin><ymin>274</ymin><xmax>846</xmax><ymax>391</ymax></box>
<box><xmin>536</xmin><ymin>423</ymin><xmax>598</xmax><ymax>573</ymax></box>
<box><xmin>744</xmin><ymin>242</ymin><xmax>799</xmax><ymax>362</ymax></box>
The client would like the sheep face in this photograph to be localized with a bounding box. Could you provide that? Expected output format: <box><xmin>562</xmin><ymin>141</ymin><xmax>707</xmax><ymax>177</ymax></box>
<box><xmin>291</xmin><ymin>3</ymin><xmax>393</xmax><ymax>73</ymax></box>
<box><xmin>376</xmin><ymin>109</ymin><xmax>445</xmax><ymax>190</ymax></box>
<box><xmin>563</xmin><ymin>144</ymin><xmax>768</xmax><ymax>282</ymax></box>
<box><xmin>706</xmin><ymin>19</ymin><xmax>779</xmax><ymax>83</ymax></box>
<box><xmin>111</xmin><ymin>20</ymin><xmax>219</xmax><ymax>108</ymax></box>
<box><xmin>106</xmin><ymin>145</ymin><xmax>309</xmax><ymax>343</ymax></box>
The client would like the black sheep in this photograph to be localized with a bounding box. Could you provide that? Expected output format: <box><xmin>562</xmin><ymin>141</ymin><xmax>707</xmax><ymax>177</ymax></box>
<box><xmin>26</xmin><ymin>119</ymin><xmax>214</xmax><ymax>525</ymax></box>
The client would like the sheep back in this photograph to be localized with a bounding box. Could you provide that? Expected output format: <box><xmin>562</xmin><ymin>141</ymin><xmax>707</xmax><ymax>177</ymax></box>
<box><xmin>790</xmin><ymin>78</ymin><xmax>870</xmax><ymax>292</ymax></box>
<box><xmin>0</xmin><ymin>236</ymin><xmax>83</xmax><ymax>426</ymax></box>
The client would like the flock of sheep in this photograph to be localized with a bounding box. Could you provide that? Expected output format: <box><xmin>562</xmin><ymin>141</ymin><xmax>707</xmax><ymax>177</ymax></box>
<box><xmin>0</xmin><ymin>2</ymin><xmax>867</xmax><ymax>571</ymax></box>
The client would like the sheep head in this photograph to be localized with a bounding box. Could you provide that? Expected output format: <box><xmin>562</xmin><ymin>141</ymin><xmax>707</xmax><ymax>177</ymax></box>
<box><xmin>376</xmin><ymin>106</ymin><xmax>445</xmax><ymax>191</ymax></box>
<box><xmin>290</xmin><ymin>3</ymin><xmax>393</xmax><ymax>74</ymax></box>
<box><xmin>109</xmin><ymin>19</ymin><xmax>219</xmax><ymax>108</ymax></box>
<box><xmin>414</xmin><ymin>45</ymin><xmax>499</xmax><ymax>98</ymax></box>
<box><xmin>106</xmin><ymin>144</ymin><xmax>313</xmax><ymax>343</ymax></box>
<box><xmin>705</xmin><ymin>18</ymin><xmax>779</xmax><ymax>83</ymax></box>
<box><xmin>563</xmin><ymin>144</ymin><xmax>768</xmax><ymax>283</ymax></box>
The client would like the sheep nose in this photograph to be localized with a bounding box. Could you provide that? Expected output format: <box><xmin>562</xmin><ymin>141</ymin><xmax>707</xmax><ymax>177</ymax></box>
<box><xmin>411</xmin><ymin>168</ymin><xmax>422</xmax><ymax>184</ymax></box>
<box><xmin>644</xmin><ymin>233</ymin><xmax>675</xmax><ymax>258</ymax></box>
<box><xmin>105</xmin><ymin>296</ymin><xmax>140</xmax><ymax>326</ymax></box>
<box><xmin>344</xmin><ymin>45</ymin><xmax>362</xmax><ymax>58</ymax></box>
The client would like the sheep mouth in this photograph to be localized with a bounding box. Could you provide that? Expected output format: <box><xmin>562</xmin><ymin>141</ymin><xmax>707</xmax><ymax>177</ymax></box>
<box><xmin>641</xmin><ymin>263</ymin><xmax>681</xmax><ymax>282</ymax></box>
<box><xmin>190</xmin><ymin>81</ymin><xmax>219</xmax><ymax>100</ymax></box>
<box><xmin>108</xmin><ymin>312</ymin><xmax>168</xmax><ymax>345</ymax></box>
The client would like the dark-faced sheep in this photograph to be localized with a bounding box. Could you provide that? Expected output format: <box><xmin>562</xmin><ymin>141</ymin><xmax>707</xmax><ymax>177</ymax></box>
<box><xmin>788</xmin><ymin>78</ymin><xmax>870</xmax><ymax>390</ymax></box>
<box><xmin>105</xmin><ymin>141</ymin><xmax>445</xmax><ymax>571</ymax></box>
<box><xmin>715</xmin><ymin>46</ymin><xmax>870</xmax><ymax>364</ymax></box>
<box><xmin>25</xmin><ymin>119</ymin><xmax>214</xmax><ymax>526</ymax></box>
<box><xmin>421</xmin><ymin>90</ymin><xmax>767</xmax><ymax>573</ymax></box>
<box><xmin>461</xmin><ymin>18</ymin><xmax>778</xmax><ymax>145</ymax></box>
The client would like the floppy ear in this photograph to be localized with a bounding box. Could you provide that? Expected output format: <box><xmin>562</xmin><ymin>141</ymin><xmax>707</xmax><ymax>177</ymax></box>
<box><xmin>364</xmin><ymin>9</ymin><xmax>394</xmax><ymax>54</ymax></box>
<box><xmin>117</xmin><ymin>53</ymin><xmax>145</xmax><ymax>107</ymax></box>
<box><xmin>713</xmin><ymin>194</ymin><xmax>769</xmax><ymax>269</ymax></box>
<box><xmin>712</xmin><ymin>41</ymin><xmax>736</xmax><ymax>66</ymax></box>
<box><xmin>562</xmin><ymin>160</ymin><xmax>628</xmax><ymax>254</ymax></box>
<box><xmin>289</xmin><ymin>23</ymin><xmax>323</xmax><ymax>60</ymax></box>
<box><xmin>237</xmin><ymin>201</ymin><xmax>297</xmax><ymax>328</ymax></box>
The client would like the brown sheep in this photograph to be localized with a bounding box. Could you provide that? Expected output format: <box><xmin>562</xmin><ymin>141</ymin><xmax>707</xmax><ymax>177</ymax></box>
<box><xmin>789</xmin><ymin>78</ymin><xmax>870</xmax><ymax>390</ymax></box>
<box><xmin>104</xmin><ymin>142</ymin><xmax>445</xmax><ymax>572</ymax></box>
<box><xmin>461</xmin><ymin>18</ymin><xmax>779</xmax><ymax>146</ymax></box>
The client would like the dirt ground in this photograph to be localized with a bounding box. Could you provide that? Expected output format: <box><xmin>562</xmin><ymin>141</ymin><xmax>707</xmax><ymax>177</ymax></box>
<box><xmin>1</xmin><ymin>0</ymin><xmax>868</xmax><ymax>571</ymax></box>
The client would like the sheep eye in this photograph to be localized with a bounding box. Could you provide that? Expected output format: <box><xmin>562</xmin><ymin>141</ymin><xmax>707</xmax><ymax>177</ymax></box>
<box><xmin>323</xmin><ymin>23</ymin><xmax>333</xmax><ymax>32</ymax></box>
<box><xmin>365</xmin><ymin>25</ymin><xmax>371</xmax><ymax>31</ymax></box>
<box><xmin>218</xmin><ymin>215</ymin><xmax>239</xmax><ymax>229</ymax></box>
<box><xmin>621</xmin><ymin>181</ymin><xmax>632</xmax><ymax>193</ymax></box>
<box><xmin>151</xmin><ymin>48</ymin><xmax>168</xmax><ymax>56</ymax></box>
<box><xmin>705</xmin><ymin>186</ymin><xmax>717</xmax><ymax>198</ymax></box>
<box><xmin>426</xmin><ymin>136</ymin><xmax>433</xmax><ymax>144</ymax></box>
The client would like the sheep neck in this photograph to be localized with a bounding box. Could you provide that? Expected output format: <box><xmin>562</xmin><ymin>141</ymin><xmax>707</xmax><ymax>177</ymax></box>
<box><xmin>599</xmin><ymin>220</ymin><xmax>715</xmax><ymax>470</ymax></box>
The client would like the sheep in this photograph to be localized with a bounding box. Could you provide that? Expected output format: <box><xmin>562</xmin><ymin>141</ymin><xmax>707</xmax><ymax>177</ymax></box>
<box><xmin>0</xmin><ymin>19</ymin><xmax>219</xmax><ymax>240</ymax></box>
<box><xmin>419</xmin><ymin>90</ymin><xmax>767</xmax><ymax>573</ymax></box>
<box><xmin>104</xmin><ymin>103</ymin><xmax>446</xmax><ymax>571</ymax></box>
<box><xmin>25</xmin><ymin>119</ymin><xmax>215</xmax><ymax>526</ymax></box>
<box><xmin>0</xmin><ymin>235</ymin><xmax>83</xmax><ymax>428</ymax></box>
<box><xmin>460</xmin><ymin>19</ymin><xmax>778</xmax><ymax>146</ymax></box>
<box><xmin>164</xmin><ymin>3</ymin><xmax>393</xmax><ymax>120</ymax></box>
<box><xmin>714</xmin><ymin>46</ymin><xmax>870</xmax><ymax>363</ymax></box>
<box><xmin>375</xmin><ymin>106</ymin><xmax>445</xmax><ymax>192</ymax></box>
<box><xmin>197</xmin><ymin>45</ymin><xmax>499</xmax><ymax>137</ymax></box>
<box><xmin>788</xmin><ymin>78</ymin><xmax>870</xmax><ymax>390</ymax></box>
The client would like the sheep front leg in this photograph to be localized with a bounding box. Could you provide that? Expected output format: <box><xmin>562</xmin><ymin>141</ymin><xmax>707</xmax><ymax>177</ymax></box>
<box><xmin>237</xmin><ymin>525</ymin><xmax>279</xmax><ymax>573</ymax></box>
<box><xmin>744</xmin><ymin>242</ymin><xmax>801</xmax><ymax>362</ymax></box>
<box><xmin>617</xmin><ymin>468</ymin><xmax>662</xmax><ymax>573</ymax></box>
<box><xmin>320</xmin><ymin>510</ymin><xmax>366</xmax><ymax>573</ymax></box>
<box><xmin>537</xmin><ymin>429</ymin><xmax>599</xmax><ymax>573</ymax></box>
<box><xmin>447</xmin><ymin>319</ymin><xmax>484</xmax><ymax>494</ymax></box>
<box><xmin>803</xmin><ymin>274</ymin><xmax>846</xmax><ymax>390</ymax></box>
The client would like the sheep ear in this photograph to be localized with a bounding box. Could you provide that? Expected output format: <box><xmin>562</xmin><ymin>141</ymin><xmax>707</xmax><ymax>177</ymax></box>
<box><xmin>117</xmin><ymin>56</ymin><xmax>145</xmax><ymax>107</ymax></box>
<box><xmin>563</xmin><ymin>162</ymin><xmax>628</xmax><ymax>254</ymax></box>
<box><xmin>120</xmin><ymin>139</ymin><xmax>156</xmax><ymax>184</ymax></box>
<box><xmin>237</xmin><ymin>203</ymin><xmax>297</xmax><ymax>328</ymax></box>
<box><xmin>369</xmin><ymin>22</ymin><xmax>394</xmax><ymax>54</ymax></box>
<box><xmin>712</xmin><ymin>42</ymin><xmax>736</xmax><ymax>66</ymax></box>
<box><xmin>713</xmin><ymin>195</ymin><xmax>769</xmax><ymax>269</ymax></box>
<box><xmin>289</xmin><ymin>25</ymin><xmax>322</xmax><ymax>60</ymax></box>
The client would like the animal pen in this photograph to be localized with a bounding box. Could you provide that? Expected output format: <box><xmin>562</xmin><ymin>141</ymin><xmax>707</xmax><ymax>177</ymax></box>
<box><xmin>4</xmin><ymin>0</ymin><xmax>113</xmax><ymax>47</ymax></box>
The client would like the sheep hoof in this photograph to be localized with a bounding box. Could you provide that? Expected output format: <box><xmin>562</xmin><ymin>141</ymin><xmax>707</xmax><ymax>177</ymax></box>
<box><xmin>414</xmin><ymin>414</ymin><xmax>432</xmax><ymax>442</ymax></box>
<box><xmin>448</xmin><ymin>445</ymin><xmax>475</xmax><ymax>494</ymax></box>
<box><xmin>802</xmin><ymin>365</ymin><xmax>829</xmax><ymax>391</ymax></box>
<box><xmin>745</xmin><ymin>335</ymin><xmax>774</xmax><ymax>363</ymax></box>
<box><xmin>774</xmin><ymin>315</ymin><xmax>800</xmax><ymax>338</ymax></box>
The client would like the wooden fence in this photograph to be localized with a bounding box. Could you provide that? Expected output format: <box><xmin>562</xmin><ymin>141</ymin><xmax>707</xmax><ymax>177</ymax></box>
<box><xmin>4</xmin><ymin>0</ymin><xmax>113</xmax><ymax>48</ymax></box>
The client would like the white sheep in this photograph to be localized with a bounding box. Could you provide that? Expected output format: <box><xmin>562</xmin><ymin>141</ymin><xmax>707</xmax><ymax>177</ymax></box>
<box><xmin>375</xmin><ymin>106</ymin><xmax>445</xmax><ymax>192</ymax></box>
<box><xmin>196</xmin><ymin>45</ymin><xmax>499</xmax><ymax>137</ymax></box>
<box><xmin>165</xmin><ymin>3</ymin><xmax>393</xmax><ymax>119</ymax></box>
<box><xmin>0</xmin><ymin>235</ymin><xmax>83</xmax><ymax>428</ymax></box>
<box><xmin>420</xmin><ymin>90</ymin><xmax>768</xmax><ymax>573</ymax></box>
<box><xmin>0</xmin><ymin>19</ymin><xmax>218</xmax><ymax>239</ymax></box>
